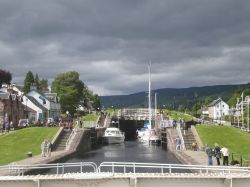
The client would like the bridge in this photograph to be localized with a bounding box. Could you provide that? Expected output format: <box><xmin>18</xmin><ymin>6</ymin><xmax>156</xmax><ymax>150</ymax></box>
<box><xmin>0</xmin><ymin>162</ymin><xmax>250</xmax><ymax>187</ymax></box>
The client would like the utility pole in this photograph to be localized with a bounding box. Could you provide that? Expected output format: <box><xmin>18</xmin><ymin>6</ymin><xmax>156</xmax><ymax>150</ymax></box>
<box><xmin>248</xmin><ymin>97</ymin><xmax>249</xmax><ymax>131</ymax></box>
<box><xmin>237</xmin><ymin>98</ymin><xmax>240</xmax><ymax>128</ymax></box>
<box><xmin>241</xmin><ymin>92</ymin><xmax>244</xmax><ymax>127</ymax></box>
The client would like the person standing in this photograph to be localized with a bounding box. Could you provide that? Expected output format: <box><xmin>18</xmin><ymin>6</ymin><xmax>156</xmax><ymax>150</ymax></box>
<box><xmin>172</xmin><ymin>120</ymin><xmax>177</xmax><ymax>129</ymax></box>
<box><xmin>41</xmin><ymin>140</ymin><xmax>47</xmax><ymax>157</ymax></box>
<box><xmin>214</xmin><ymin>143</ymin><xmax>221</xmax><ymax>165</ymax></box>
<box><xmin>205</xmin><ymin>144</ymin><xmax>213</xmax><ymax>166</ymax></box>
<box><xmin>221</xmin><ymin>146</ymin><xmax>229</xmax><ymax>166</ymax></box>
<box><xmin>183</xmin><ymin>121</ymin><xmax>187</xmax><ymax>135</ymax></box>
<box><xmin>175</xmin><ymin>136</ymin><xmax>181</xmax><ymax>151</ymax></box>
<box><xmin>46</xmin><ymin>141</ymin><xmax>52</xmax><ymax>157</ymax></box>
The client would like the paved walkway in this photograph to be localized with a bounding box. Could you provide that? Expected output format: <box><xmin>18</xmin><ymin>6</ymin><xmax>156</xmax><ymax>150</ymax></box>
<box><xmin>0</xmin><ymin>149</ymin><xmax>74</xmax><ymax>176</ymax></box>
<box><xmin>167</xmin><ymin>127</ymin><xmax>217</xmax><ymax>166</ymax></box>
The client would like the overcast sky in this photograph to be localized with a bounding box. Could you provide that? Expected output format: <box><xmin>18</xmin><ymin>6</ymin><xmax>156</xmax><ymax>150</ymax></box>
<box><xmin>1</xmin><ymin>0</ymin><xmax>250</xmax><ymax>96</ymax></box>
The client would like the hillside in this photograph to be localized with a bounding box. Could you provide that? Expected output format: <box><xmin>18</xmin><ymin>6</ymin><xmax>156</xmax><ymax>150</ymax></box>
<box><xmin>100</xmin><ymin>83</ymin><xmax>250</xmax><ymax>110</ymax></box>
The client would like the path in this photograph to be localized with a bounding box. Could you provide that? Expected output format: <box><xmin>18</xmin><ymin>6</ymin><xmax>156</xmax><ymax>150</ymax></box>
<box><xmin>167</xmin><ymin>127</ymin><xmax>217</xmax><ymax>166</ymax></box>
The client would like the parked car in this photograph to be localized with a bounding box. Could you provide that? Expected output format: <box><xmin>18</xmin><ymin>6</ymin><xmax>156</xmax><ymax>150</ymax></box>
<box><xmin>47</xmin><ymin>118</ymin><xmax>55</xmax><ymax>126</ymax></box>
<box><xmin>18</xmin><ymin>119</ymin><xmax>29</xmax><ymax>127</ymax></box>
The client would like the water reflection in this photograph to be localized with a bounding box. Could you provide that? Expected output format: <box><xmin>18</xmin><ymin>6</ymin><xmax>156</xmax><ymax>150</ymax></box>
<box><xmin>68</xmin><ymin>140</ymin><xmax>180</xmax><ymax>165</ymax></box>
<box><xmin>44</xmin><ymin>140</ymin><xmax>186</xmax><ymax>174</ymax></box>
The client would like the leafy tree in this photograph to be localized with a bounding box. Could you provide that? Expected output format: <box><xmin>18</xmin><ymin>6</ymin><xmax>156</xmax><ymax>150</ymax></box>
<box><xmin>0</xmin><ymin>69</ymin><xmax>12</xmax><ymax>87</ymax></box>
<box><xmin>51</xmin><ymin>71</ymin><xmax>85</xmax><ymax>115</ymax></box>
<box><xmin>228</xmin><ymin>88</ymin><xmax>250</xmax><ymax>107</ymax></box>
<box><xmin>39</xmin><ymin>79</ymin><xmax>49</xmax><ymax>92</ymax></box>
<box><xmin>34</xmin><ymin>74</ymin><xmax>40</xmax><ymax>90</ymax></box>
<box><xmin>23</xmin><ymin>71</ymin><xmax>34</xmax><ymax>94</ymax></box>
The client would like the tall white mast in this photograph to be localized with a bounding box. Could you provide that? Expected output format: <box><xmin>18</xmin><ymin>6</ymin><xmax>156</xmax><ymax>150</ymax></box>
<box><xmin>155</xmin><ymin>92</ymin><xmax>157</xmax><ymax>123</ymax></box>
<box><xmin>148</xmin><ymin>63</ymin><xmax>152</xmax><ymax>129</ymax></box>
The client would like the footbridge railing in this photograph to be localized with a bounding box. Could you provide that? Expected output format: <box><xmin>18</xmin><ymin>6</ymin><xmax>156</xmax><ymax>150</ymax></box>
<box><xmin>98</xmin><ymin>162</ymin><xmax>250</xmax><ymax>174</ymax></box>
<box><xmin>1</xmin><ymin>162</ymin><xmax>250</xmax><ymax>176</ymax></box>
<box><xmin>0</xmin><ymin>162</ymin><xmax>97</xmax><ymax>176</ymax></box>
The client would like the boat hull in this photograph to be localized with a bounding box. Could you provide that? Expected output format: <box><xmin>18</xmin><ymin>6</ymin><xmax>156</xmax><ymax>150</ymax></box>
<box><xmin>103</xmin><ymin>136</ymin><xmax>125</xmax><ymax>144</ymax></box>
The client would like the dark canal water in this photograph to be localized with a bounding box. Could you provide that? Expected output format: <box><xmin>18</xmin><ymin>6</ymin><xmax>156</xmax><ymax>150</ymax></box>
<box><xmin>41</xmin><ymin>140</ymin><xmax>185</xmax><ymax>174</ymax></box>
<box><xmin>69</xmin><ymin>140</ymin><xmax>180</xmax><ymax>165</ymax></box>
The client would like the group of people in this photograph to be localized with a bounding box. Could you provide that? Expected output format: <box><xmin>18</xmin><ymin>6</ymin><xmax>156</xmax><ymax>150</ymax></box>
<box><xmin>1</xmin><ymin>121</ymin><xmax>13</xmax><ymax>133</ymax></box>
<box><xmin>205</xmin><ymin>143</ymin><xmax>229</xmax><ymax>166</ymax></box>
<box><xmin>41</xmin><ymin>140</ymin><xmax>52</xmax><ymax>157</ymax></box>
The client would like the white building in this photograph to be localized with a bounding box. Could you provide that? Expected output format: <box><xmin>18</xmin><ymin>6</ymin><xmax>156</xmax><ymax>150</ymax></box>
<box><xmin>208</xmin><ymin>98</ymin><xmax>229</xmax><ymax>119</ymax></box>
<box><xmin>27</xmin><ymin>90</ymin><xmax>60</xmax><ymax>120</ymax></box>
<box><xmin>13</xmin><ymin>84</ymin><xmax>60</xmax><ymax>123</ymax></box>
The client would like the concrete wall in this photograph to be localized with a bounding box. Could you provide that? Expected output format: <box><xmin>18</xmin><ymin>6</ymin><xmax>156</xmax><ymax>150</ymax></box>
<box><xmin>1</xmin><ymin>174</ymin><xmax>250</xmax><ymax>187</ymax></box>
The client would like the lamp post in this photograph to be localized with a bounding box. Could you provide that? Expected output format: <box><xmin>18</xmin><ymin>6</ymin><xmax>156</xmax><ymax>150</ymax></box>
<box><xmin>241</xmin><ymin>92</ymin><xmax>244</xmax><ymax>127</ymax></box>
<box><xmin>248</xmin><ymin>98</ymin><xmax>249</xmax><ymax>132</ymax></box>
<box><xmin>236</xmin><ymin>98</ymin><xmax>240</xmax><ymax>128</ymax></box>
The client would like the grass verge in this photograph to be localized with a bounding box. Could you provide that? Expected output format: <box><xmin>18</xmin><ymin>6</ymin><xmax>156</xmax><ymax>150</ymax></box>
<box><xmin>196</xmin><ymin>125</ymin><xmax>250</xmax><ymax>165</ymax></box>
<box><xmin>81</xmin><ymin>114</ymin><xmax>99</xmax><ymax>122</ymax></box>
<box><xmin>0</xmin><ymin>127</ymin><xmax>58</xmax><ymax>166</ymax></box>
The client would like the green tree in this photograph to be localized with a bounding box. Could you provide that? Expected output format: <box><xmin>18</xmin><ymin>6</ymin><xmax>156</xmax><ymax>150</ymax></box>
<box><xmin>23</xmin><ymin>71</ymin><xmax>34</xmax><ymax>94</ymax></box>
<box><xmin>34</xmin><ymin>74</ymin><xmax>40</xmax><ymax>90</ymax></box>
<box><xmin>0</xmin><ymin>69</ymin><xmax>12</xmax><ymax>87</ymax></box>
<box><xmin>39</xmin><ymin>79</ymin><xmax>48</xmax><ymax>92</ymax></box>
<box><xmin>228</xmin><ymin>88</ymin><xmax>250</xmax><ymax>107</ymax></box>
<box><xmin>51</xmin><ymin>71</ymin><xmax>85</xmax><ymax>115</ymax></box>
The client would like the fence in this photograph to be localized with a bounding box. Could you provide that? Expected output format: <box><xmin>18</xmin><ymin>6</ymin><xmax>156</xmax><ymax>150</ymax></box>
<box><xmin>2</xmin><ymin>162</ymin><xmax>250</xmax><ymax>176</ymax></box>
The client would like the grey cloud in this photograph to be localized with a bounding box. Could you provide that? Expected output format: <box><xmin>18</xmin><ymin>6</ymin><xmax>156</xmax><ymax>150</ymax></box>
<box><xmin>0</xmin><ymin>0</ymin><xmax>250</xmax><ymax>95</ymax></box>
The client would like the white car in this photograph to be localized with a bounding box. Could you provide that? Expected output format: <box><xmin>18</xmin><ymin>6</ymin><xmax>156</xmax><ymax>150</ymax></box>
<box><xmin>47</xmin><ymin>118</ymin><xmax>54</xmax><ymax>124</ymax></box>
<box><xmin>18</xmin><ymin>119</ymin><xmax>29</xmax><ymax>127</ymax></box>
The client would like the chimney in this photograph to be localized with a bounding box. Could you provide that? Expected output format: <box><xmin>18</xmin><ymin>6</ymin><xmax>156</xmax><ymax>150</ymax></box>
<box><xmin>30</xmin><ymin>83</ymin><xmax>37</xmax><ymax>91</ymax></box>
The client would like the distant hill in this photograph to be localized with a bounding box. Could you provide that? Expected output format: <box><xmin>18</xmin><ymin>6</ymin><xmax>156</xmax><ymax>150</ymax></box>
<box><xmin>100</xmin><ymin>83</ymin><xmax>250</xmax><ymax>110</ymax></box>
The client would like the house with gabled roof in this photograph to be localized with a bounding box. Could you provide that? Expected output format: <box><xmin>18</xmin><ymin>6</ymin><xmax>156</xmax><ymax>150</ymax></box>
<box><xmin>27</xmin><ymin>90</ymin><xmax>60</xmax><ymax>120</ymax></box>
<box><xmin>208</xmin><ymin>97</ymin><xmax>229</xmax><ymax>119</ymax></box>
<box><xmin>13</xmin><ymin>84</ymin><xmax>61</xmax><ymax>123</ymax></box>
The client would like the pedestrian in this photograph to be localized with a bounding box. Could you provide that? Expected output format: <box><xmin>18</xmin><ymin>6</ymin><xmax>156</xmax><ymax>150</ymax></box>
<box><xmin>79</xmin><ymin>120</ymin><xmax>83</xmax><ymax>128</ymax></box>
<box><xmin>205</xmin><ymin>144</ymin><xmax>213</xmax><ymax>166</ymax></box>
<box><xmin>214</xmin><ymin>143</ymin><xmax>221</xmax><ymax>165</ymax></box>
<box><xmin>172</xmin><ymin>120</ymin><xmax>177</xmax><ymax>129</ymax></box>
<box><xmin>5</xmin><ymin>122</ymin><xmax>10</xmax><ymax>133</ymax></box>
<box><xmin>192</xmin><ymin>142</ymin><xmax>198</xmax><ymax>151</ymax></box>
<box><xmin>183</xmin><ymin>121</ymin><xmax>187</xmax><ymax>135</ymax></box>
<box><xmin>179</xmin><ymin>118</ymin><xmax>183</xmax><ymax>129</ymax></box>
<box><xmin>41</xmin><ymin>140</ymin><xmax>47</xmax><ymax>157</ymax></box>
<box><xmin>221</xmin><ymin>145</ymin><xmax>229</xmax><ymax>166</ymax></box>
<box><xmin>46</xmin><ymin>141</ymin><xmax>52</xmax><ymax>157</ymax></box>
<box><xmin>175</xmin><ymin>136</ymin><xmax>181</xmax><ymax>151</ymax></box>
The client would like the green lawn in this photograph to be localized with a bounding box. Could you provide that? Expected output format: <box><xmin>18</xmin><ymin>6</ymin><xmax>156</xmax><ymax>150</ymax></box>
<box><xmin>81</xmin><ymin>114</ymin><xmax>99</xmax><ymax>121</ymax></box>
<box><xmin>169</xmin><ymin>111</ymin><xmax>193</xmax><ymax>122</ymax></box>
<box><xmin>196</xmin><ymin>125</ymin><xmax>250</xmax><ymax>164</ymax></box>
<box><xmin>0</xmin><ymin>127</ymin><xmax>58</xmax><ymax>166</ymax></box>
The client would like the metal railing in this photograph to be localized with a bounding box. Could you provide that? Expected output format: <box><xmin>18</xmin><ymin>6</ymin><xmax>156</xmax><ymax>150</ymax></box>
<box><xmin>98</xmin><ymin>162</ymin><xmax>250</xmax><ymax>174</ymax></box>
<box><xmin>177</xmin><ymin>124</ymin><xmax>186</xmax><ymax>151</ymax></box>
<box><xmin>0</xmin><ymin>162</ymin><xmax>97</xmax><ymax>176</ymax></box>
<box><xmin>65</xmin><ymin>128</ymin><xmax>79</xmax><ymax>150</ymax></box>
<box><xmin>1</xmin><ymin>161</ymin><xmax>250</xmax><ymax>176</ymax></box>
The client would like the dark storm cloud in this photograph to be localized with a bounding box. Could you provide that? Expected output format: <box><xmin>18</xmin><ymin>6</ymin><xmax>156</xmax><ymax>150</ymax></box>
<box><xmin>0</xmin><ymin>0</ymin><xmax>250</xmax><ymax>95</ymax></box>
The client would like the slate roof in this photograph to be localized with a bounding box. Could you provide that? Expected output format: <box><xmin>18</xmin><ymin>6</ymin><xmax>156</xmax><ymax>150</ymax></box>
<box><xmin>26</xmin><ymin>95</ymin><xmax>48</xmax><ymax>112</ymax></box>
<box><xmin>208</xmin><ymin>97</ymin><xmax>222</xmax><ymax>107</ymax></box>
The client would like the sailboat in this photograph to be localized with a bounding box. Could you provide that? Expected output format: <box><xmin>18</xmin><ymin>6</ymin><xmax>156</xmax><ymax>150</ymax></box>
<box><xmin>137</xmin><ymin>64</ymin><xmax>161</xmax><ymax>145</ymax></box>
